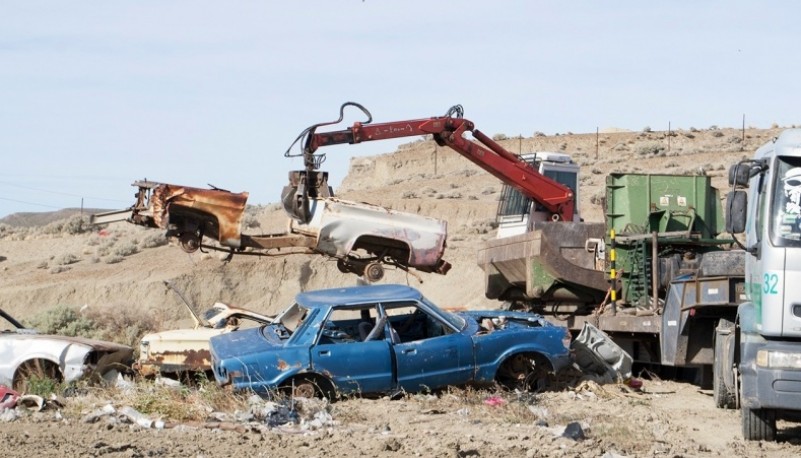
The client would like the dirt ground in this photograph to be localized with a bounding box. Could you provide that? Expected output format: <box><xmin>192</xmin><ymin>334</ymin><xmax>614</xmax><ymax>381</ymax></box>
<box><xmin>2</xmin><ymin>126</ymin><xmax>801</xmax><ymax>456</ymax></box>
<box><xmin>2</xmin><ymin>379</ymin><xmax>801</xmax><ymax>457</ymax></box>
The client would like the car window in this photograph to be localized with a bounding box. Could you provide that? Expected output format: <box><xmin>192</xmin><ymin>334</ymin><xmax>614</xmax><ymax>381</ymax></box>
<box><xmin>383</xmin><ymin>302</ymin><xmax>457</xmax><ymax>344</ymax></box>
<box><xmin>319</xmin><ymin>304</ymin><xmax>384</xmax><ymax>344</ymax></box>
<box><xmin>420</xmin><ymin>297</ymin><xmax>466</xmax><ymax>331</ymax></box>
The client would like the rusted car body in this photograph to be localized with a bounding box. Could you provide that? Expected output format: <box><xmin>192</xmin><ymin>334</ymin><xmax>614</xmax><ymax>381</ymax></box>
<box><xmin>0</xmin><ymin>308</ymin><xmax>133</xmax><ymax>392</ymax></box>
<box><xmin>137</xmin><ymin>301</ymin><xmax>274</xmax><ymax>377</ymax></box>
<box><xmin>92</xmin><ymin>180</ymin><xmax>450</xmax><ymax>279</ymax></box>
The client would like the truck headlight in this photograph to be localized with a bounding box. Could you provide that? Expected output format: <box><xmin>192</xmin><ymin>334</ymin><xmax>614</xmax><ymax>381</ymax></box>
<box><xmin>756</xmin><ymin>349</ymin><xmax>801</xmax><ymax>369</ymax></box>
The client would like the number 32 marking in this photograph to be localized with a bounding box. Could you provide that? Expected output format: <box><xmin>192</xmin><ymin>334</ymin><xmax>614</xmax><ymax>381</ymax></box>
<box><xmin>763</xmin><ymin>273</ymin><xmax>779</xmax><ymax>295</ymax></box>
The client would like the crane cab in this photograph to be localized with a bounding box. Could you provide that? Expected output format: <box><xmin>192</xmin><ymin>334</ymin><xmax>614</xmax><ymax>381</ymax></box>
<box><xmin>495</xmin><ymin>152</ymin><xmax>580</xmax><ymax>238</ymax></box>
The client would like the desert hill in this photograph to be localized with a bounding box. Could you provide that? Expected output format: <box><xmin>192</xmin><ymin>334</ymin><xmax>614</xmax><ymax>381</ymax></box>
<box><xmin>0</xmin><ymin>126</ymin><xmax>782</xmax><ymax>327</ymax></box>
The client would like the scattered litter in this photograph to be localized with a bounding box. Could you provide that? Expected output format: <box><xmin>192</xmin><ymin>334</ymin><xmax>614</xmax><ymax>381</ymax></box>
<box><xmin>120</xmin><ymin>406</ymin><xmax>165</xmax><ymax>429</ymax></box>
<box><xmin>483</xmin><ymin>395</ymin><xmax>506</xmax><ymax>407</ymax></box>
<box><xmin>562</xmin><ymin>422</ymin><xmax>586</xmax><ymax>441</ymax></box>
<box><xmin>0</xmin><ymin>385</ymin><xmax>19</xmax><ymax>411</ymax></box>
<box><xmin>17</xmin><ymin>394</ymin><xmax>45</xmax><ymax>411</ymax></box>
<box><xmin>0</xmin><ymin>408</ymin><xmax>20</xmax><ymax>422</ymax></box>
<box><xmin>83</xmin><ymin>404</ymin><xmax>116</xmax><ymax>424</ymax></box>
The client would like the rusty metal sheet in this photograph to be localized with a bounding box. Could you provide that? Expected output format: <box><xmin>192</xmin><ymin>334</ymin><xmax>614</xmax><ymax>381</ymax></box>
<box><xmin>150</xmin><ymin>183</ymin><xmax>249</xmax><ymax>248</ymax></box>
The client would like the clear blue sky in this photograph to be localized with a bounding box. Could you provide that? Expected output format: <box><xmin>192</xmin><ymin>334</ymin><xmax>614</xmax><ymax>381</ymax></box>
<box><xmin>1</xmin><ymin>1</ymin><xmax>798</xmax><ymax>217</ymax></box>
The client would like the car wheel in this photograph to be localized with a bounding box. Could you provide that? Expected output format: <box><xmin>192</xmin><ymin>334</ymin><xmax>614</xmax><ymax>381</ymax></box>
<box><xmin>179</xmin><ymin>232</ymin><xmax>201</xmax><ymax>253</ymax></box>
<box><xmin>742</xmin><ymin>406</ymin><xmax>776</xmax><ymax>441</ymax></box>
<box><xmin>283</xmin><ymin>376</ymin><xmax>336</xmax><ymax>400</ymax></box>
<box><xmin>713</xmin><ymin>319</ymin><xmax>736</xmax><ymax>409</ymax></box>
<box><xmin>363</xmin><ymin>262</ymin><xmax>384</xmax><ymax>283</ymax></box>
<box><xmin>496</xmin><ymin>354</ymin><xmax>551</xmax><ymax>392</ymax></box>
<box><xmin>13</xmin><ymin>359</ymin><xmax>63</xmax><ymax>393</ymax></box>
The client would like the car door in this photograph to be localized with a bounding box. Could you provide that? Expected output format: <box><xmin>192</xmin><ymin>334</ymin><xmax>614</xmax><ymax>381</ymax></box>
<box><xmin>388</xmin><ymin>304</ymin><xmax>474</xmax><ymax>392</ymax></box>
<box><xmin>310</xmin><ymin>304</ymin><xmax>394</xmax><ymax>395</ymax></box>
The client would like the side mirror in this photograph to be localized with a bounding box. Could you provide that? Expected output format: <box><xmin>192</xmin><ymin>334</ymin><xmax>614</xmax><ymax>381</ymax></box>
<box><xmin>729</xmin><ymin>164</ymin><xmax>751</xmax><ymax>187</ymax></box>
<box><xmin>725</xmin><ymin>190</ymin><xmax>747</xmax><ymax>234</ymax></box>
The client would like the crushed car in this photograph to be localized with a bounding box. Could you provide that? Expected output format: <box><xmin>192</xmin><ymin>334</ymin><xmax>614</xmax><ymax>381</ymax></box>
<box><xmin>136</xmin><ymin>304</ymin><xmax>273</xmax><ymax>378</ymax></box>
<box><xmin>91</xmin><ymin>179</ymin><xmax>450</xmax><ymax>282</ymax></box>
<box><xmin>136</xmin><ymin>281</ymin><xmax>274</xmax><ymax>378</ymax></box>
<box><xmin>0</xmin><ymin>308</ymin><xmax>133</xmax><ymax>392</ymax></box>
<box><xmin>209</xmin><ymin>284</ymin><xmax>572</xmax><ymax>398</ymax></box>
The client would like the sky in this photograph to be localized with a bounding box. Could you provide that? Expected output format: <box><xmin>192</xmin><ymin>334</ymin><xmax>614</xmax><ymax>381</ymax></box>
<box><xmin>1</xmin><ymin>1</ymin><xmax>800</xmax><ymax>217</ymax></box>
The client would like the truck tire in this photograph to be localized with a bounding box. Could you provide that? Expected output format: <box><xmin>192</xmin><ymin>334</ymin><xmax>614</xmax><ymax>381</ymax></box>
<box><xmin>741</xmin><ymin>407</ymin><xmax>776</xmax><ymax>441</ymax></box>
<box><xmin>713</xmin><ymin>319</ymin><xmax>737</xmax><ymax>409</ymax></box>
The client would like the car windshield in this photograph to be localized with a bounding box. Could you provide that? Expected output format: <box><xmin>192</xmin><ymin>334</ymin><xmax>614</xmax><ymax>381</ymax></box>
<box><xmin>771</xmin><ymin>155</ymin><xmax>801</xmax><ymax>247</ymax></box>
<box><xmin>202</xmin><ymin>306</ymin><xmax>227</xmax><ymax>323</ymax></box>
<box><xmin>420</xmin><ymin>297</ymin><xmax>466</xmax><ymax>330</ymax></box>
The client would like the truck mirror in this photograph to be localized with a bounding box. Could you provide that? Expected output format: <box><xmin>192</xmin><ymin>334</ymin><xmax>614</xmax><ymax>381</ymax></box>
<box><xmin>725</xmin><ymin>190</ymin><xmax>747</xmax><ymax>234</ymax></box>
<box><xmin>729</xmin><ymin>163</ymin><xmax>751</xmax><ymax>187</ymax></box>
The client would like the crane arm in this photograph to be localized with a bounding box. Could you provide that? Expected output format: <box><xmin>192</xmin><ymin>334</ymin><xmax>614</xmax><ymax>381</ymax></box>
<box><xmin>284</xmin><ymin>103</ymin><xmax>575</xmax><ymax>223</ymax></box>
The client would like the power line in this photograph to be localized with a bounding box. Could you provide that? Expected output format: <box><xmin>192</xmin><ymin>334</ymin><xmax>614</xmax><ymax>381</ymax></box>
<box><xmin>0</xmin><ymin>196</ymin><xmax>63</xmax><ymax>209</ymax></box>
<box><xmin>0</xmin><ymin>180</ymin><xmax>130</xmax><ymax>203</ymax></box>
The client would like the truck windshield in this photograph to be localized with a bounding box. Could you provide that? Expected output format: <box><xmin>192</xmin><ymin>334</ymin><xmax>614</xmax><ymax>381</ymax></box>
<box><xmin>770</xmin><ymin>155</ymin><xmax>801</xmax><ymax>247</ymax></box>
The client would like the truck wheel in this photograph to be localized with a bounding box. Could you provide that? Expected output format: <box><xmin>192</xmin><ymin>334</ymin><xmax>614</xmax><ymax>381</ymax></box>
<box><xmin>713</xmin><ymin>319</ymin><xmax>736</xmax><ymax>409</ymax></box>
<box><xmin>742</xmin><ymin>407</ymin><xmax>776</xmax><ymax>441</ymax></box>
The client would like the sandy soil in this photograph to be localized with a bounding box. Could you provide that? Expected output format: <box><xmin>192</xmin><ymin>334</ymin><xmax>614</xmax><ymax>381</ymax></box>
<box><xmin>2</xmin><ymin>126</ymin><xmax>801</xmax><ymax>456</ymax></box>
<box><xmin>2</xmin><ymin>380</ymin><xmax>800</xmax><ymax>457</ymax></box>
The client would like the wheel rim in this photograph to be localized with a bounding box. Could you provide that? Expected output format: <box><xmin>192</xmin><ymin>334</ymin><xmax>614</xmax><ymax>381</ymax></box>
<box><xmin>364</xmin><ymin>262</ymin><xmax>384</xmax><ymax>283</ymax></box>
<box><xmin>293</xmin><ymin>380</ymin><xmax>317</xmax><ymax>398</ymax></box>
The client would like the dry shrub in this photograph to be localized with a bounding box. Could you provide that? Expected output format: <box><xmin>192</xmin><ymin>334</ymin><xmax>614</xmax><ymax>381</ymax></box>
<box><xmin>54</xmin><ymin>252</ymin><xmax>79</xmax><ymax>266</ymax></box>
<box><xmin>116</xmin><ymin>379</ymin><xmax>249</xmax><ymax>421</ymax></box>
<box><xmin>42</xmin><ymin>215</ymin><xmax>91</xmax><ymax>236</ymax></box>
<box><xmin>27</xmin><ymin>304</ymin><xmax>97</xmax><ymax>337</ymax></box>
<box><xmin>84</xmin><ymin>304</ymin><xmax>160</xmax><ymax>348</ymax></box>
<box><xmin>113</xmin><ymin>240</ymin><xmax>139</xmax><ymax>257</ymax></box>
<box><xmin>104</xmin><ymin>254</ymin><xmax>123</xmax><ymax>264</ymax></box>
<box><xmin>140</xmin><ymin>232</ymin><xmax>168</xmax><ymax>249</ymax></box>
<box><xmin>27</xmin><ymin>303</ymin><xmax>159</xmax><ymax>348</ymax></box>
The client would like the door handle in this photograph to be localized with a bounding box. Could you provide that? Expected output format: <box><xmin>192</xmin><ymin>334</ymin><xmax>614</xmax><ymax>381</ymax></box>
<box><xmin>402</xmin><ymin>348</ymin><xmax>417</xmax><ymax>355</ymax></box>
<box><xmin>318</xmin><ymin>350</ymin><xmax>331</xmax><ymax>356</ymax></box>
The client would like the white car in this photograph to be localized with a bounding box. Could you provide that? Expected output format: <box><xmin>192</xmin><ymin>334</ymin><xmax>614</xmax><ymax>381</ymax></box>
<box><xmin>135</xmin><ymin>282</ymin><xmax>274</xmax><ymax>378</ymax></box>
<box><xmin>0</xmin><ymin>309</ymin><xmax>133</xmax><ymax>392</ymax></box>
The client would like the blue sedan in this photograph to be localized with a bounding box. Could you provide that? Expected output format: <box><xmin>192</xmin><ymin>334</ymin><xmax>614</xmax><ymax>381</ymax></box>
<box><xmin>210</xmin><ymin>284</ymin><xmax>572</xmax><ymax>398</ymax></box>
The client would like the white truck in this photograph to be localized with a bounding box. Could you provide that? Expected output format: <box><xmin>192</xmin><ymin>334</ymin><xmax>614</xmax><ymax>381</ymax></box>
<box><xmin>721</xmin><ymin>129</ymin><xmax>801</xmax><ymax>440</ymax></box>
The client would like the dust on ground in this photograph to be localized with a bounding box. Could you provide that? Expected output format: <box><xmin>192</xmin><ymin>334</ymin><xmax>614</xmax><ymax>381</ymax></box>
<box><xmin>2</xmin><ymin>379</ymin><xmax>801</xmax><ymax>457</ymax></box>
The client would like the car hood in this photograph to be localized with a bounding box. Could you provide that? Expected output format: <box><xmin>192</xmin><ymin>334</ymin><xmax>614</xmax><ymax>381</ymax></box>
<box><xmin>211</xmin><ymin>326</ymin><xmax>282</xmax><ymax>361</ymax></box>
<box><xmin>141</xmin><ymin>327</ymin><xmax>225</xmax><ymax>343</ymax></box>
<box><xmin>459</xmin><ymin>310</ymin><xmax>554</xmax><ymax>327</ymax></box>
<box><xmin>2</xmin><ymin>332</ymin><xmax>133</xmax><ymax>352</ymax></box>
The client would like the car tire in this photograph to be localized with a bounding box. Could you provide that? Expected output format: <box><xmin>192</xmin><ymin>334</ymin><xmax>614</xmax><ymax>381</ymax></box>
<box><xmin>283</xmin><ymin>375</ymin><xmax>336</xmax><ymax>400</ymax></box>
<box><xmin>713</xmin><ymin>319</ymin><xmax>737</xmax><ymax>409</ymax></box>
<box><xmin>742</xmin><ymin>406</ymin><xmax>776</xmax><ymax>441</ymax></box>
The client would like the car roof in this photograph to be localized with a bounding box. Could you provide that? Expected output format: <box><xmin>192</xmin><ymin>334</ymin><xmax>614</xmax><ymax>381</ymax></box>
<box><xmin>295</xmin><ymin>284</ymin><xmax>424</xmax><ymax>309</ymax></box>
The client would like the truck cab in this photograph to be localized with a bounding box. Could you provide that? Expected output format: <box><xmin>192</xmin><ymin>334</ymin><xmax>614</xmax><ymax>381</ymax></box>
<box><xmin>495</xmin><ymin>152</ymin><xmax>580</xmax><ymax>238</ymax></box>
<box><xmin>725</xmin><ymin>129</ymin><xmax>801</xmax><ymax>440</ymax></box>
